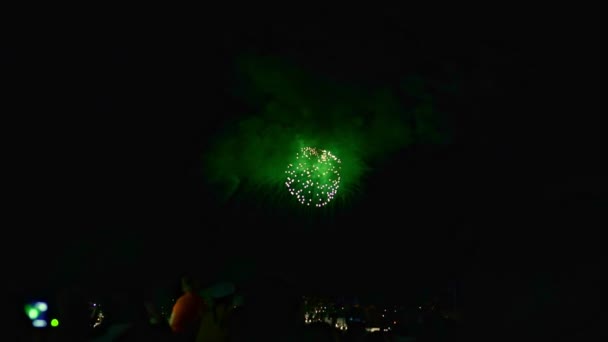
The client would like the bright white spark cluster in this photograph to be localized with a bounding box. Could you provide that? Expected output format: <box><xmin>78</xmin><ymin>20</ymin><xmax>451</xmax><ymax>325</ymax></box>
<box><xmin>285</xmin><ymin>147</ymin><xmax>341</xmax><ymax>207</ymax></box>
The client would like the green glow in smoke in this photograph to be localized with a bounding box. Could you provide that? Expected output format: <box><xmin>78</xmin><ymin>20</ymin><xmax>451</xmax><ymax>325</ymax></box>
<box><xmin>25</xmin><ymin>306</ymin><xmax>39</xmax><ymax>320</ymax></box>
<box><xmin>205</xmin><ymin>55</ymin><xmax>447</xmax><ymax>208</ymax></box>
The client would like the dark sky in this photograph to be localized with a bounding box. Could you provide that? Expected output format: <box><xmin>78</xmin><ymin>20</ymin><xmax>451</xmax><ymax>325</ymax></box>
<box><xmin>5</xmin><ymin>13</ymin><xmax>606</xmax><ymax>334</ymax></box>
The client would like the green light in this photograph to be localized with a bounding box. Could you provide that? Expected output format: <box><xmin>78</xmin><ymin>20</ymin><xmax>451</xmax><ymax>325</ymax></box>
<box><xmin>27</xmin><ymin>308</ymin><xmax>39</xmax><ymax>320</ymax></box>
<box><xmin>50</xmin><ymin>318</ymin><xmax>59</xmax><ymax>327</ymax></box>
<box><xmin>204</xmin><ymin>55</ymin><xmax>448</xmax><ymax>207</ymax></box>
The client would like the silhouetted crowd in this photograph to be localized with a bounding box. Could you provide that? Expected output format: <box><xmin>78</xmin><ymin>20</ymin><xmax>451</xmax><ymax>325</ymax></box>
<box><xmin>13</xmin><ymin>272</ymin><xmax>459</xmax><ymax>341</ymax></box>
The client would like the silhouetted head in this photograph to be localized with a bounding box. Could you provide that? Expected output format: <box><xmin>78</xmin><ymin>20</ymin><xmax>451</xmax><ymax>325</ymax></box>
<box><xmin>180</xmin><ymin>275</ymin><xmax>200</xmax><ymax>293</ymax></box>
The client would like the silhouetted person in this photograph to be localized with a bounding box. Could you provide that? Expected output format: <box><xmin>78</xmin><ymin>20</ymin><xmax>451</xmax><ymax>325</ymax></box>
<box><xmin>195</xmin><ymin>282</ymin><xmax>235</xmax><ymax>342</ymax></box>
<box><xmin>143</xmin><ymin>291</ymin><xmax>175</xmax><ymax>340</ymax></box>
<box><xmin>169</xmin><ymin>275</ymin><xmax>206</xmax><ymax>341</ymax></box>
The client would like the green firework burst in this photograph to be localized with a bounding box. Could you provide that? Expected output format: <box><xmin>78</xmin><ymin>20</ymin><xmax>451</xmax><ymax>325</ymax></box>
<box><xmin>285</xmin><ymin>147</ymin><xmax>341</xmax><ymax>207</ymax></box>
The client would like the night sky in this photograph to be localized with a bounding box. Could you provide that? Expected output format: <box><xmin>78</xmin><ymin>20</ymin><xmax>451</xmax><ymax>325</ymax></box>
<box><xmin>5</xmin><ymin>12</ymin><xmax>607</xmax><ymax>337</ymax></box>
